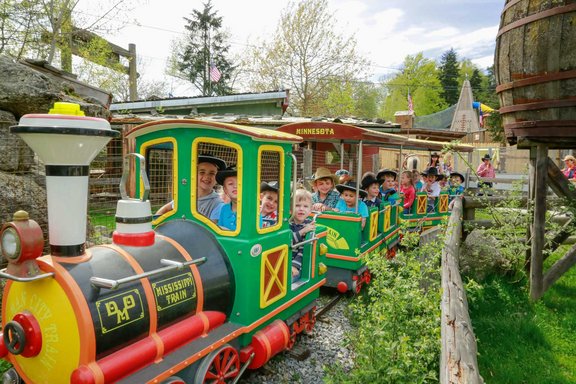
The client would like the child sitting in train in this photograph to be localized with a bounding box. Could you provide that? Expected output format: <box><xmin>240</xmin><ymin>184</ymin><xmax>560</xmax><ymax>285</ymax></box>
<box><xmin>260</xmin><ymin>181</ymin><xmax>279</xmax><ymax>228</ymax></box>
<box><xmin>289</xmin><ymin>189</ymin><xmax>316</xmax><ymax>282</ymax></box>
<box><xmin>447</xmin><ymin>171</ymin><xmax>465</xmax><ymax>209</ymax></box>
<box><xmin>377</xmin><ymin>169</ymin><xmax>400</xmax><ymax>206</ymax></box>
<box><xmin>420</xmin><ymin>167</ymin><xmax>442</xmax><ymax>213</ymax></box>
<box><xmin>210</xmin><ymin>166</ymin><xmax>238</xmax><ymax>230</ymax></box>
<box><xmin>311</xmin><ymin>167</ymin><xmax>340</xmax><ymax>212</ymax></box>
<box><xmin>412</xmin><ymin>169</ymin><xmax>424</xmax><ymax>191</ymax></box>
<box><xmin>334</xmin><ymin>181</ymin><xmax>369</xmax><ymax>229</ymax></box>
<box><xmin>399</xmin><ymin>170</ymin><xmax>416</xmax><ymax>214</ymax></box>
<box><xmin>360</xmin><ymin>172</ymin><xmax>381</xmax><ymax>208</ymax></box>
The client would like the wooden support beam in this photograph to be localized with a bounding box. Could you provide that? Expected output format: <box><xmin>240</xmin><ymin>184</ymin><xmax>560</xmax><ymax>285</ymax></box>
<box><xmin>526</xmin><ymin>146</ymin><xmax>536</xmax><ymax>272</ymax></box>
<box><xmin>530</xmin><ymin>145</ymin><xmax>547</xmax><ymax>300</ymax></box>
<box><xmin>543</xmin><ymin>244</ymin><xmax>576</xmax><ymax>292</ymax></box>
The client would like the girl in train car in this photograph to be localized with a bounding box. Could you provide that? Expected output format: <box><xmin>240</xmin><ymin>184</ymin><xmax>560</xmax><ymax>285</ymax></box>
<box><xmin>210</xmin><ymin>166</ymin><xmax>238</xmax><ymax>230</ymax></box>
<box><xmin>260</xmin><ymin>181</ymin><xmax>279</xmax><ymax>228</ymax></box>
<box><xmin>311</xmin><ymin>167</ymin><xmax>340</xmax><ymax>212</ymax></box>
<box><xmin>289</xmin><ymin>188</ymin><xmax>316</xmax><ymax>281</ymax></box>
<box><xmin>360</xmin><ymin>172</ymin><xmax>381</xmax><ymax>208</ymax></box>
<box><xmin>399</xmin><ymin>170</ymin><xmax>416</xmax><ymax>214</ymax></box>
<box><xmin>447</xmin><ymin>171</ymin><xmax>465</xmax><ymax>210</ymax></box>
<box><xmin>334</xmin><ymin>181</ymin><xmax>369</xmax><ymax>229</ymax></box>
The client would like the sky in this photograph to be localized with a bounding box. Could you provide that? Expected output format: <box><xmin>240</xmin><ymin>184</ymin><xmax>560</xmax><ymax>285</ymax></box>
<box><xmin>79</xmin><ymin>0</ymin><xmax>505</xmax><ymax>97</ymax></box>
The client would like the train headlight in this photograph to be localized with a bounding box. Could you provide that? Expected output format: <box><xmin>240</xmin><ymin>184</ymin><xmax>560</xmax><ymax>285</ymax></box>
<box><xmin>1</xmin><ymin>227</ymin><xmax>21</xmax><ymax>260</ymax></box>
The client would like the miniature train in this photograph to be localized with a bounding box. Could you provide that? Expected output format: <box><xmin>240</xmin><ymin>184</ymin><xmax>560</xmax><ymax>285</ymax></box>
<box><xmin>0</xmin><ymin>106</ymin><xmax>471</xmax><ymax>383</ymax></box>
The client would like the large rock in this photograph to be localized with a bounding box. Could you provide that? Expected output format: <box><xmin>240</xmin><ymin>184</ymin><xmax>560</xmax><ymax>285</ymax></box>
<box><xmin>0</xmin><ymin>110</ymin><xmax>35</xmax><ymax>172</ymax></box>
<box><xmin>0</xmin><ymin>170</ymin><xmax>48</xmax><ymax>243</ymax></box>
<box><xmin>0</xmin><ymin>55</ymin><xmax>109</xmax><ymax>118</ymax></box>
<box><xmin>459</xmin><ymin>229</ymin><xmax>509</xmax><ymax>280</ymax></box>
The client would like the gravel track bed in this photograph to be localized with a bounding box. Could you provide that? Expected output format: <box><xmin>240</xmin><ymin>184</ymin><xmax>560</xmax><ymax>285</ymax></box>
<box><xmin>239</xmin><ymin>293</ymin><xmax>355</xmax><ymax>384</ymax></box>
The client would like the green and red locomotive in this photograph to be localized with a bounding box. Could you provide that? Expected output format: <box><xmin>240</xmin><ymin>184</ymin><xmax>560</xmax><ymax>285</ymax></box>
<box><xmin>0</xmin><ymin>105</ymin><xmax>328</xmax><ymax>383</ymax></box>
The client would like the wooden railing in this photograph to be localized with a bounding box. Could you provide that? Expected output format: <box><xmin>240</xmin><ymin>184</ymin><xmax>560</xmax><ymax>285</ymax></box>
<box><xmin>440</xmin><ymin>198</ymin><xmax>483</xmax><ymax>383</ymax></box>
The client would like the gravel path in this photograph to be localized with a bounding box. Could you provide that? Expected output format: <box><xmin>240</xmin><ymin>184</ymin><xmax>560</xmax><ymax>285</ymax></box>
<box><xmin>239</xmin><ymin>294</ymin><xmax>355</xmax><ymax>384</ymax></box>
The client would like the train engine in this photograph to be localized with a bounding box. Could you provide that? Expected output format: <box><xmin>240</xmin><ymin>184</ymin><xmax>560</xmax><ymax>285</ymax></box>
<box><xmin>0</xmin><ymin>105</ymin><xmax>327</xmax><ymax>383</ymax></box>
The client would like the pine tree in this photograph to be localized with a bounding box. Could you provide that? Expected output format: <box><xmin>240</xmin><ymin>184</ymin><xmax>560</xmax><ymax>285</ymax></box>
<box><xmin>438</xmin><ymin>48</ymin><xmax>460</xmax><ymax>105</ymax></box>
<box><xmin>178</xmin><ymin>0</ymin><xmax>233</xmax><ymax>96</ymax></box>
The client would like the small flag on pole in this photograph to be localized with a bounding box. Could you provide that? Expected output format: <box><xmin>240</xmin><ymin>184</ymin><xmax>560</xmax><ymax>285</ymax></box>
<box><xmin>209</xmin><ymin>63</ymin><xmax>222</xmax><ymax>83</ymax></box>
<box><xmin>407</xmin><ymin>91</ymin><xmax>414</xmax><ymax>113</ymax></box>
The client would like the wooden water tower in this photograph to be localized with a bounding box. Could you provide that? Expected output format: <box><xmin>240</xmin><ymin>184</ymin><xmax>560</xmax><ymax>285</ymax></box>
<box><xmin>495</xmin><ymin>0</ymin><xmax>576</xmax><ymax>299</ymax></box>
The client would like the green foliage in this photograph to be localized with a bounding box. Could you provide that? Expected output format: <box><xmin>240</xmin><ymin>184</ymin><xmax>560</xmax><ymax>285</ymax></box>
<box><xmin>326</xmin><ymin>232</ymin><xmax>442</xmax><ymax>383</ymax></box>
<box><xmin>174</xmin><ymin>0</ymin><xmax>234</xmax><ymax>96</ymax></box>
<box><xmin>381</xmin><ymin>53</ymin><xmax>447</xmax><ymax>120</ymax></box>
<box><xmin>438</xmin><ymin>48</ymin><xmax>460</xmax><ymax>106</ymax></box>
<box><xmin>467</xmin><ymin>255</ymin><xmax>576</xmax><ymax>383</ymax></box>
<box><xmin>322</xmin><ymin>80</ymin><xmax>381</xmax><ymax>118</ymax></box>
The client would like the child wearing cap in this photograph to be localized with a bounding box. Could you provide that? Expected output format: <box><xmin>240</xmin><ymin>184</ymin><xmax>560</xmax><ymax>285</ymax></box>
<box><xmin>361</xmin><ymin>172</ymin><xmax>382</xmax><ymax>208</ymax></box>
<box><xmin>334</xmin><ymin>181</ymin><xmax>369</xmax><ymax>229</ymax></box>
<box><xmin>377</xmin><ymin>169</ymin><xmax>400</xmax><ymax>206</ymax></box>
<box><xmin>311</xmin><ymin>167</ymin><xmax>340</xmax><ymax>212</ymax></box>
<box><xmin>290</xmin><ymin>189</ymin><xmax>316</xmax><ymax>281</ymax></box>
<box><xmin>562</xmin><ymin>155</ymin><xmax>576</xmax><ymax>181</ymax></box>
<box><xmin>447</xmin><ymin>171</ymin><xmax>465</xmax><ymax>210</ymax></box>
<box><xmin>210</xmin><ymin>166</ymin><xmax>238</xmax><ymax>230</ymax></box>
<box><xmin>420</xmin><ymin>167</ymin><xmax>442</xmax><ymax>213</ymax></box>
<box><xmin>260</xmin><ymin>181</ymin><xmax>279</xmax><ymax>228</ymax></box>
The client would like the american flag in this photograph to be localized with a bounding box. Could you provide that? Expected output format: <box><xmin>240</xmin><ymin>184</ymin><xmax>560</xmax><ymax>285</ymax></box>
<box><xmin>407</xmin><ymin>91</ymin><xmax>414</xmax><ymax>113</ymax></box>
<box><xmin>209</xmin><ymin>63</ymin><xmax>222</xmax><ymax>83</ymax></box>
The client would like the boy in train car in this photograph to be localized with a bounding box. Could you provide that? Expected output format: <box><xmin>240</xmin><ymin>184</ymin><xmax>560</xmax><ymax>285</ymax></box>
<box><xmin>360</xmin><ymin>172</ymin><xmax>382</xmax><ymax>208</ymax></box>
<box><xmin>260</xmin><ymin>181</ymin><xmax>279</xmax><ymax>228</ymax></box>
<box><xmin>210</xmin><ymin>166</ymin><xmax>238</xmax><ymax>230</ymax></box>
<box><xmin>289</xmin><ymin>189</ymin><xmax>316</xmax><ymax>281</ymax></box>
<box><xmin>334</xmin><ymin>181</ymin><xmax>369</xmax><ymax>229</ymax></box>
<box><xmin>311</xmin><ymin>167</ymin><xmax>340</xmax><ymax>212</ymax></box>
<box><xmin>420</xmin><ymin>167</ymin><xmax>443</xmax><ymax>213</ymax></box>
<box><xmin>377</xmin><ymin>169</ymin><xmax>400</xmax><ymax>206</ymax></box>
<box><xmin>447</xmin><ymin>171</ymin><xmax>465</xmax><ymax>209</ymax></box>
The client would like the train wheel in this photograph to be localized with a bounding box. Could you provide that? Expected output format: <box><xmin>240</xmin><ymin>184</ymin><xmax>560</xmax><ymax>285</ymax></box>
<box><xmin>303</xmin><ymin>309</ymin><xmax>316</xmax><ymax>334</ymax></box>
<box><xmin>194</xmin><ymin>344</ymin><xmax>240</xmax><ymax>383</ymax></box>
<box><xmin>363</xmin><ymin>270</ymin><xmax>371</xmax><ymax>285</ymax></box>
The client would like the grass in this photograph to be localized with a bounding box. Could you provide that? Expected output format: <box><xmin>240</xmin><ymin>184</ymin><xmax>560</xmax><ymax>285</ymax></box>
<box><xmin>467</xmin><ymin>247</ymin><xmax>576</xmax><ymax>384</ymax></box>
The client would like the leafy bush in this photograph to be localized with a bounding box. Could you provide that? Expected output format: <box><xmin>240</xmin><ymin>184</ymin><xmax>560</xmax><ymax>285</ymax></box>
<box><xmin>326</xmin><ymin>232</ymin><xmax>442</xmax><ymax>383</ymax></box>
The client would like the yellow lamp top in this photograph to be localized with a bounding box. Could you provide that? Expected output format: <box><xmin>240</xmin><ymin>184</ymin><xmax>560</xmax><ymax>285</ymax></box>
<box><xmin>48</xmin><ymin>102</ymin><xmax>85</xmax><ymax>116</ymax></box>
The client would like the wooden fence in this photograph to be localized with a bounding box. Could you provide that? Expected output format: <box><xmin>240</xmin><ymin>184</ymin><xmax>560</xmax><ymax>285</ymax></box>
<box><xmin>440</xmin><ymin>198</ymin><xmax>483</xmax><ymax>383</ymax></box>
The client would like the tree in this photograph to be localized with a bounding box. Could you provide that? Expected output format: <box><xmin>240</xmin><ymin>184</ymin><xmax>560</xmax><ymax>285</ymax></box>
<box><xmin>438</xmin><ymin>48</ymin><xmax>460</xmax><ymax>106</ymax></box>
<box><xmin>380</xmin><ymin>53</ymin><xmax>447</xmax><ymax>120</ymax></box>
<box><xmin>244</xmin><ymin>0</ymin><xmax>368</xmax><ymax>116</ymax></box>
<box><xmin>173</xmin><ymin>0</ymin><xmax>234</xmax><ymax>96</ymax></box>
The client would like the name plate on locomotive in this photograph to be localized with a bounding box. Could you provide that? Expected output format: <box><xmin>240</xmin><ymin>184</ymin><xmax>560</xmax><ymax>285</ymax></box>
<box><xmin>152</xmin><ymin>272</ymin><xmax>197</xmax><ymax>311</ymax></box>
<box><xmin>96</xmin><ymin>289</ymin><xmax>145</xmax><ymax>334</ymax></box>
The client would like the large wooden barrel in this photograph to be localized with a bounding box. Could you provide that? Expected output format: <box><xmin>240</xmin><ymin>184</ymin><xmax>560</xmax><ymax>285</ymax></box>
<box><xmin>495</xmin><ymin>0</ymin><xmax>576</xmax><ymax>146</ymax></box>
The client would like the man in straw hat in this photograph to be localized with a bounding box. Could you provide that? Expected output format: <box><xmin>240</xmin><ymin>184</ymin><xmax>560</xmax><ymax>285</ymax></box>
<box><xmin>476</xmin><ymin>153</ymin><xmax>495</xmax><ymax>195</ymax></box>
<box><xmin>311</xmin><ymin>167</ymin><xmax>340</xmax><ymax>212</ymax></box>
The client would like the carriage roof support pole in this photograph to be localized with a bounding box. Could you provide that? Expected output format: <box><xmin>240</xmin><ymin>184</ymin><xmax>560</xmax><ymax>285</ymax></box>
<box><xmin>340</xmin><ymin>141</ymin><xmax>344</xmax><ymax>171</ymax></box>
<box><xmin>530</xmin><ymin>144</ymin><xmax>547</xmax><ymax>300</ymax></box>
<box><xmin>356</xmin><ymin>140</ymin><xmax>363</xmax><ymax>214</ymax></box>
<box><xmin>399</xmin><ymin>145</ymin><xmax>404</xmax><ymax>172</ymax></box>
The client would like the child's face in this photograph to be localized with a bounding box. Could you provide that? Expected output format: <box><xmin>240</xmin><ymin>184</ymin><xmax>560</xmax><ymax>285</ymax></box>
<box><xmin>341</xmin><ymin>190</ymin><xmax>357</xmax><ymax>207</ymax></box>
<box><xmin>260</xmin><ymin>191</ymin><xmax>278</xmax><ymax>215</ymax></box>
<box><xmin>401</xmin><ymin>173</ymin><xmax>411</xmax><ymax>185</ymax></box>
<box><xmin>294</xmin><ymin>198</ymin><xmax>312</xmax><ymax>223</ymax></box>
<box><xmin>450</xmin><ymin>176</ymin><xmax>461</xmax><ymax>186</ymax></box>
<box><xmin>367</xmin><ymin>183</ymin><xmax>379</xmax><ymax>198</ymax></box>
<box><xmin>223</xmin><ymin>176</ymin><xmax>238</xmax><ymax>200</ymax></box>
<box><xmin>383</xmin><ymin>175</ymin><xmax>395</xmax><ymax>190</ymax></box>
<box><xmin>315</xmin><ymin>177</ymin><xmax>334</xmax><ymax>195</ymax></box>
<box><xmin>426</xmin><ymin>175</ymin><xmax>437</xmax><ymax>184</ymax></box>
<box><xmin>412</xmin><ymin>172</ymin><xmax>420</xmax><ymax>183</ymax></box>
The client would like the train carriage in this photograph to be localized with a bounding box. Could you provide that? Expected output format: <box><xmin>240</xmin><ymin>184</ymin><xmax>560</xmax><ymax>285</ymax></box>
<box><xmin>0</xmin><ymin>107</ymin><xmax>328</xmax><ymax>384</ymax></box>
<box><xmin>277</xmin><ymin>121</ymin><xmax>473</xmax><ymax>293</ymax></box>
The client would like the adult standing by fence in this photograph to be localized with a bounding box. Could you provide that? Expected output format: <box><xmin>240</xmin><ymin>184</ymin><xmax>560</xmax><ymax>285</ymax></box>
<box><xmin>476</xmin><ymin>154</ymin><xmax>495</xmax><ymax>195</ymax></box>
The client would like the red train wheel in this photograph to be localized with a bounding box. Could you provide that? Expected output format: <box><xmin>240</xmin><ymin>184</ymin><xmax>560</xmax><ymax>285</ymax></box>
<box><xmin>363</xmin><ymin>270</ymin><xmax>371</xmax><ymax>285</ymax></box>
<box><xmin>195</xmin><ymin>344</ymin><xmax>240</xmax><ymax>383</ymax></box>
<box><xmin>304</xmin><ymin>310</ymin><xmax>316</xmax><ymax>334</ymax></box>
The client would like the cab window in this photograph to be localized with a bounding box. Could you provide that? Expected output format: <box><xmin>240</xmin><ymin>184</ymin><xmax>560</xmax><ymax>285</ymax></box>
<box><xmin>258</xmin><ymin>146</ymin><xmax>284</xmax><ymax>232</ymax></box>
<box><xmin>193</xmin><ymin>140</ymin><xmax>241</xmax><ymax>235</ymax></box>
<box><xmin>144</xmin><ymin>140</ymin><xmax>176</xmax><ymax>217</ymax></box>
